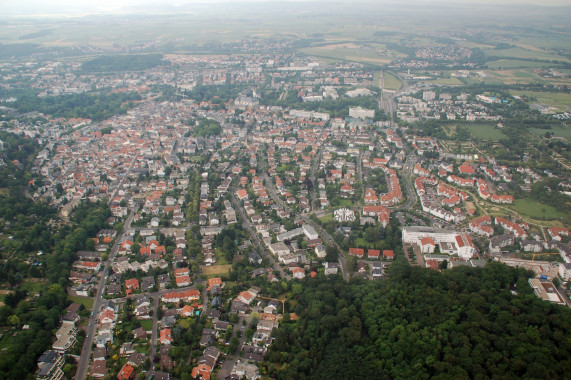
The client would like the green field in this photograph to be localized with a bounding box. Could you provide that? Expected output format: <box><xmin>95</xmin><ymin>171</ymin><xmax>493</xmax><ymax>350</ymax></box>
<box><xmin>510</xmin><ymin>198</ymin><xmax>570</xmax><ymax>223</ymax></box>
<box><xmin>463</xmin><ymin>124</ymin><xmax>507</xmax><ymax>140</ymax></box>
<box><xmin>318</xmin><ymin>213</ymin><xmax>334</xmax><ymax>224</ymax></box>
<box><xmin>68</xmin><ymin>295</ymin><xmax>94</xmax><ymax>310</ymax></box>
<box><xmin>202</xmin><ymin>264</ymin><xmax>232</xmax><ymax>278</ymax></box>
<box><xmin>427</xmin><ymin>77</ymin><xmax>464</xmax><ymax>86</ymax></box>
<box><xmin>484</xmin><ymin>47</ymin><xmax>568</xmax><ymax>63</ymax></box>
<box><xmin>377</xmin><ymin>71</ymin><xmax>402</xmax><ymax>91</ymax></box>
<box><xmin>298</xmin><ymin>42</ymin><xmax>407</xmax><ymax>66</ymax></box>
<box><xmin>510</xmin><ymin>90</ymin><xmax>571</xmax><ymax>113</ymax></box>
<box><xmin>530</xmin><ymin>125</ymin><xmax>571</xmax><ymax>141</ymax></box>
<box><xmin>486</xmin><ymin>59</ymin><xmax>551</xmax><ymax>69</ymax></box>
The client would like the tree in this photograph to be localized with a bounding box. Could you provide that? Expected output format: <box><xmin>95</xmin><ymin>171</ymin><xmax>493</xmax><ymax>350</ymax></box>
<box><xmin>7</xmin><ymin>314</ymin><xmax>20</xmax><ymax>327</ymax></box>
<box><xmin>325</xmin><ymin>246</ymin><xmax>339</xmax><ymax>262</ymax></box>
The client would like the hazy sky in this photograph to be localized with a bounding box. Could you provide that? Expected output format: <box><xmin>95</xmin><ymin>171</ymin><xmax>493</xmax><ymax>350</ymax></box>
<box><xmin>3</xmin><ymin>0</ymin><xmax>571</xmax><ymax>17</ymax></box>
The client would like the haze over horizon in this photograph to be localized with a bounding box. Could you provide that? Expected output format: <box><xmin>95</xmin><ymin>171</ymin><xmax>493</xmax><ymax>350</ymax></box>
<box><xmin>3</xmin><ymin>0</ymin><xmax>571</xmax><ymax>18</ymax></box>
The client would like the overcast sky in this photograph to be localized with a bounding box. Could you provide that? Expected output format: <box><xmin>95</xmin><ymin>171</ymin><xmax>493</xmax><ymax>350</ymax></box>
<box><xmin>3</xmin><ymin>0</ymin><xmax>571</xmax><ymax>17</ymax></box>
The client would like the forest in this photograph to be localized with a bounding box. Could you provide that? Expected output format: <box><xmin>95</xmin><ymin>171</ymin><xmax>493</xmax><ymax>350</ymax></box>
<box><xmin>269</xmin><ymin>259</ymin><xmax>571</xmax><ymax>379</ymax></box>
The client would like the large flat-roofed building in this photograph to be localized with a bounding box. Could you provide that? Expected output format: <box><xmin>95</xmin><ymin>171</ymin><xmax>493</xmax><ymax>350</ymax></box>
<box><xmin>528</xmin><ymin>278</ymin><xmax>565</xmax><ymax>306</ymax></box>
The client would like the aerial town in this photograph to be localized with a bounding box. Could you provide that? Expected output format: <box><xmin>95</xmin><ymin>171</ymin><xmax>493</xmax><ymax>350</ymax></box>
<box><xmin>1</xmin><ymin>2</ymin><xmax>571</xmax><ymax>380</ymax></box>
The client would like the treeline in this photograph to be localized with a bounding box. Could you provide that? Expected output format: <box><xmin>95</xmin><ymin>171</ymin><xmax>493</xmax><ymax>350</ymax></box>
<box><xmin>80</xmin><ymin>54</ymin><xmax>164</xmax><ymax>72</ymax></box>
<box><xmin>11</xmin><ymin>90</ymin><xmax>141</xmax><ymax>122</ymax></box>
<box><xmin>269</xmin><ymin>260</ymin><xmax>571</xmax><ymax>379</ymax></box>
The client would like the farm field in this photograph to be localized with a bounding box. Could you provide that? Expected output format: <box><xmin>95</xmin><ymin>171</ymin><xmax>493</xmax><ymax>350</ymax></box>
<box><xmin>299</xmin><ymin>44</ymin><xmax>396</xmax><ymax>65</ymax></box>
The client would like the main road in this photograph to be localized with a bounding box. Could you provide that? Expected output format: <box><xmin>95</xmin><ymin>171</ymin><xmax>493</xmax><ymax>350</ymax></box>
<box><xmin>258</xmin><ymin>153</ymin><xmax>349</xmax><ymax>281</ymax></box>
<box><xmin>75</xmin><ymin>207</ymin><xmax>136</xmax><ymax>380</ymax></box>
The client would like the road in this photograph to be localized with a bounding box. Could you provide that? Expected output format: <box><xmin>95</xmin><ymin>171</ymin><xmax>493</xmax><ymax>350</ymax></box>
<box><xmin>216</xmin><ymin>314</ymin><xmax>249</xmax><ymax>379</ymax></box>
<box><xmin>75</xmin><ymin>207</ymin><xmax>136</xmax><ymax>380</ymax></box>
<box><xmin>229</xmin><ymin>175</ymin><xmax>290</xmax><ymax>280</ymax></box>
<box><xmin>258</xmin><ymin>153</ymin><xmax>348</xmax><ymax>281</ymax></box>
<box><xmin>309</xmin><ymin>146</ymin><xmax>322</xmax><ymax>212</ymax></box>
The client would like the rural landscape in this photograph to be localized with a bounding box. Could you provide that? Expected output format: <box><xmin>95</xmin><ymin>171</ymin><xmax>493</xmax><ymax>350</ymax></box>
<box><xmin>0</xmin><ymin>1</ymin><xmax>570</xmax><ymax>379</ymax></box>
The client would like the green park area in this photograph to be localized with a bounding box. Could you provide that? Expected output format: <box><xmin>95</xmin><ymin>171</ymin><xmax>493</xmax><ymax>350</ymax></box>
<box><xmin>510</xmin><ymin>198</ymin><xmax>570</xmax><ymax>224</ymax></box>
<box><xmin>464</xmin><ymin>124</ymin><xmax>508</xmax><ymax>140</ymax></box>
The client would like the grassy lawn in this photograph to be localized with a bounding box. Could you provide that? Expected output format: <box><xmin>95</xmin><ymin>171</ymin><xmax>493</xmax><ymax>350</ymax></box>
<box><xmin>464</xmin><ymin>124</ymin><xmax>508</xmax><ymax>141</ymax></box>
<box><xmin>509</xmin><ymin>199</ymin><xmax>570</xmax><ymax>223</ymax></box>
<box><xmin>202</xmin><ymin>264</ymin><xmax>232</xmax><ymax>278</ymax></box>
<box><xmin>354</xmin><ymin>237</ymin><xmax>383</xmax><ymax>250</ymax></box>
<box><xmin>140</xmin><ymin>319</ymin><xmax>153</xmax><ymax>331</ymax></box>
<box><xmin>318</xmin><ymin>213</ymin><xmax>334</xmax><ymax>224</ymax></box>
<box><xmin>68</xmin><ymin>295</ymin><xmax>94</xmax><ymax>310</ymax></box>
<box><xmin>213</xmin><ymin>249</ymin><xmax>229</xmax><ymax>265</ymax></box>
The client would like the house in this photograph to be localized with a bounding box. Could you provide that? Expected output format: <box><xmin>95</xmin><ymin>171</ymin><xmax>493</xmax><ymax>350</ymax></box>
<box><xmin>324</xmin><ymin>262</ymin><xmax>339</xmax><ymax>275</ymax></box>
<box><xmin>237</xmin><ymin>291</ymin><xmax>256</xmax><ymax>305</ymax></box>
<box><xmin>383</xmin><ymin>250</ymin><xmax>394</xmax><ymax>260</ymax></box>
<box><xmin>207</xmin><ymin>277</ymin><xmax>224</xmax><ymax>291</ymax></box>
<box><xmin>349</xmin><ymin>248</ymin><xmax>365</xmax><ymax>258</ymax></box>
<box><xmin>125</xmin><ymin>279</ymin><xmax>139</xmax><ymax>292</ymax></box>
<box><xmin>231</xmin><ymin>361</ymin><xmax>260</xmax><ymax>380</ymax></box>
<box><xmin>160</xmin><ymin>328</ymin><xmax>173</xmax><ymax>345</ymax></box>
<box><xmin>315</xmin><ymin>244</ymin><xmax>327</xmax><ymax>258</ymax></box>
<box><xmin>133</xmin><ymin>327</ymin><xmax>147</xmax><ymax>339</ymax></box>
<box><xmin>291</xmin><ymin>267</ymin><xmax>305</xmax><ymax>279</ymax></box>
<box><xmin>368</xmin><ymin>249</ymin><xmax>380</xmax><ymax>259</ymax></box>
<box><xmin>90</xmin><ymin>360</ymin><xmax>107</xmax><ymax>378</ymax></box>
<box><xmin>117</xmin><ymin>363</ymin><xmax>135</xmax><ymax>380</ymax></box>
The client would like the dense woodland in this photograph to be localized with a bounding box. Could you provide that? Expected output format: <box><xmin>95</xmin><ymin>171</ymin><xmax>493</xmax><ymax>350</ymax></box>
<box><xmin>269</xmin><ymin>259</ymin><xmax>571</xmax><ymax>379</ymax></box>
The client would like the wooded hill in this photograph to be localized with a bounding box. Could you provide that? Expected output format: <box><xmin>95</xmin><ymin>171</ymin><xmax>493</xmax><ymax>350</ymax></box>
<box><xmin>269</xmin><ymin>259</ymin><xmax>571</xmax><ymax>379</ymax></box>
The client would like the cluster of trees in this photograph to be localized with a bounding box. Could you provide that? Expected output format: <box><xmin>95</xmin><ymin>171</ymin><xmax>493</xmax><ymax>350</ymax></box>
<box><xmin>80</xmin><ymin>54</ymin><xmax>164</xmax><ymax>72</ymax></box>
<box><xmin>269</xmin><ymin>260</ymin><xmax>571</xmax><ymax>379</ymax></box>
<box><xmin>12</xmin><ymin>90</ymin><xmax>142</xmax><ymax>122</ymax></box>
<box><xmin>192</xmin><ymin>118</ymin><xmax>222</xmax><ymax>137</ymax></box>
<box><xmin>0</xmin><ymin>200</ymin><xmax>110</xmax><ymax>378</ymax></box>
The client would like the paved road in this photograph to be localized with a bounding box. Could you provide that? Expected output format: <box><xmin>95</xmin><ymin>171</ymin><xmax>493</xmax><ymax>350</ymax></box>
<box><xmin>75</xmin><ymin>207</ymin><xmax>136</xmax><ymax>380</ymax></box>
<box><xmin>259</xmin><ymin>154</ymin><xmax>348</xmax><ymax>281</ymax></box>
<box><xmin>229</xmin><ymin>176</ymin><xmax>290</xmax><ymax>280</ymax></box>
<box><xmin>216</xmin><ymin>314</ymin><xmax>249</xmax><ymax>379</ymax></box>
